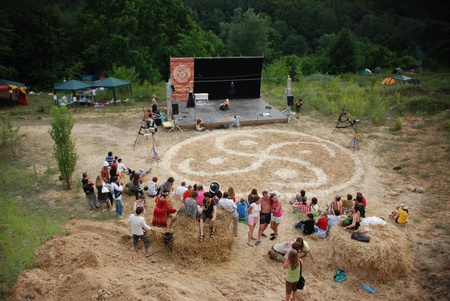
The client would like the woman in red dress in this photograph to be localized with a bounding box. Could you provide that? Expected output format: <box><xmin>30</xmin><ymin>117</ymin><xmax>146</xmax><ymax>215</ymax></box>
<box><xmin>151</xmin><ymin>192</ymin><xmax>176</xmax><ymax>227</ymax></box>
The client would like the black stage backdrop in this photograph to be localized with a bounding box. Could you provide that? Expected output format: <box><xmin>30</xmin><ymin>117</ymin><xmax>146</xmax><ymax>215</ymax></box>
<box><xmin>193</xmin><ymin>57</ymin><xmax>263</xmax><ymax>100</ymax></box>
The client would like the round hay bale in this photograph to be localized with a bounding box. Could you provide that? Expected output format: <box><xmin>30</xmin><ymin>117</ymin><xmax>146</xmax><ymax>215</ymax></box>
<box><xmin>158</xmin><ymin>208</ymin><xmax>236</xmax><ymax>265</ymax></box>
<box><xmin>327</xmin><ymin>223</ymin><xmax>413</xmax><ymax>284</ymax></box>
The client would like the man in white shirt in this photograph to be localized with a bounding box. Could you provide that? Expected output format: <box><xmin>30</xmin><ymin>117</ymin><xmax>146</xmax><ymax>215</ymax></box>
<box><xmin>128</xmin><ymin>206</ymin><xmax>153</xmax><ymax>257</ymax></box>
<box><xmin>218</xmin><ymin>192</ymin><xmax>238</xmax><ymax>237</ymax></box>
<box><xmin>175</xmin><ymin>181</ymin><xmax>188</xmax><ymax>201</ymax></box>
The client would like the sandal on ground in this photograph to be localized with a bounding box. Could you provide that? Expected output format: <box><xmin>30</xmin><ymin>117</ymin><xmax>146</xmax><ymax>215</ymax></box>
<box><xmin>251</xmin><ymin>237</ymin><xmax>257</xmax><ymax>240</ymax></box>
<box><xmin>270</xmin><ymin>234</ymin><xmax>278</xmax><ymax>241</ymax></box>
<box><xmin>255</xmin><ymin>240</ymin><xmax>261</xmax><ymax>246</ymax></box>
<box><xmin>145</xmin><ymin>252</ymin><xmax>154</xmax><ymax>257</ymax></box>
<box><xmin>247</xmin><ymin>242</ymin><xmax>254</xmax><ymax>247</ymax></box>
<box><xmin>210</xmin><ymin>230</ymin><xmax>215</xmax><ymax>238</ymax></box>
<box><xmin>199</xmin><ymin>235</ymin><xmax>204</xmax><ymax>242</ymax></box>
<box><xmin>261</xmin><ymin>233</ymin><xmax>267</xmax><ymax>237</ymax></box>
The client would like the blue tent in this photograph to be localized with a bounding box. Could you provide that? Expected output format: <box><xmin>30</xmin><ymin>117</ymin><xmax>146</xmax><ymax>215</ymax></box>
<box><xmin>410</xmin><ymin>78</ymin><xmax>421</xmax><ymax>85</ymax></box>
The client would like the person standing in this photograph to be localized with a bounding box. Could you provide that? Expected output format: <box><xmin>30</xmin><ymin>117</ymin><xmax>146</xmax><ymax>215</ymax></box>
<box><xmin>111</xmin><ymin>176</ymin><xmax>124</xmax><ymax>218</ymax></box>
<box><xmin>82</xmin><ymin>172</ymin><xmax>99</xmax><ymax>210</ymax></box>
<box><xmin>117</xmin><ymin>158</ymin><xmax>128</xmax><ymax>183</ymax></box>
<box><xmin>151</xmin><ymin>94</ymin><xmax>158</xmax><ymax>114</ymax></box>
<box><xmin>95</xmin><ymin>175</ymin><xmax>112</xmax><ymax>212</ymax></box>
<box><xmin>101</xmin><ymin>161</ymin><xmax>110</xmax><ymax>183</ymax></box>
<box><xmin>128</xmin><ymin>206</ymin><xmax>153</xmax><ymax>257</ymax></box>
<box><xmin>151</xmin><ymin>192</ymin><xmax>176</xmax><ymax>227</ymax></box>
<box><xmin>186</xmin><ymin>90</ymin><xmax>195</xmax><ymax>108</ymax></box>
<box><xmin>255</xmin><ymin>190</ymin><xmax>271</xmax><ymax>246</ymax></box>
<box><xmin>270</xmin><ymin>193</ymin><xmax>283</xmax><ymax>240</ymax></box>
<box><xmin>247</xmin><ymin>196</ymin><xmax>261</xmax><ymax>246</ymax></box>
<box><xmin>283</xmin><ymin>249</ymin><xmax>302</xmax><ymax>301</ymax></box>
<box><xmin>295</xmin><ymin>98</ymin><xmax>303</xmax><ymax>119</ymax></box>
<box><xmin>228</xmin><ymin>81</ymin><xmax>235</xmax><ymax>101</ymax></box>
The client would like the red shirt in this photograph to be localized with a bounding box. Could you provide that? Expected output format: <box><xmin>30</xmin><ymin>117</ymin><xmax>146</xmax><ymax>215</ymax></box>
<box><xmin>182</xmin><ymin>189</ymin><xmax>192</xmax><ymax>204</ymax></box>
<box><xmin>316</xmin><ymin>217</ymin><xmax>328</xmax><ymax>231</ymax></box>
<box><xmin>362</xmin><ymin>196</ymin><xmax>367</xmax><ymax>208</ymax></box>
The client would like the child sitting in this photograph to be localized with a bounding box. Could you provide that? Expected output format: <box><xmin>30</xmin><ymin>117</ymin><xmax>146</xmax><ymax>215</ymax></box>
<box><xmin>294</xmin><ymin>213</ymin><xmax>315</xmax><ymax>235</ymax></box>
<box><xmin>236</xmin><ymin>198</ymin><xmax>248</xmax><ymax>220</ymax></box>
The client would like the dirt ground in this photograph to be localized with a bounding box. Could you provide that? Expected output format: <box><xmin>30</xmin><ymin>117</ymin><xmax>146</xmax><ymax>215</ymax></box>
<box><xmin>6</xmin><ymin>107</ymin><xmax>450</xmax><ymax>300</ymax></box>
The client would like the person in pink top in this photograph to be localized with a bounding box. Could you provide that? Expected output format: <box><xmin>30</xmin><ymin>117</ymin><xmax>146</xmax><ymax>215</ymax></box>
<box><xmin>195</xmin><ymin>183</ymin><xmax>205</xmax><ymax>206</ymax></box>
<box><xmin>270</xmin><ymin>193</ymin><xmax>283</xmax><ymax>241</ymax></box>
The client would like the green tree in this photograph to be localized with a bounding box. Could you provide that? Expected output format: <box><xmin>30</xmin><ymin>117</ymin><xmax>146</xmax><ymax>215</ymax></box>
<box><xmin>227</xmin><ymin>8</ymin><xmax>271</xmax><ymax>56</ymax></box>
<box><xmin>328</xmin><ymin>28</ymin><xmax>359</xmax><ymax>74</ymax></box>
<box><xmin>48</xmin><ymin>106</ymin><xmax>78</xmax><ymax>190</ymax></box>
<box><xmin>0</xmin><ymin>116</ymin><xmax>20</xmax><ymax>155</ymax></box>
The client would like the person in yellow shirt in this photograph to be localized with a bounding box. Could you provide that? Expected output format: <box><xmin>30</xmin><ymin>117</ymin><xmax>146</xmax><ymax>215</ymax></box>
<box><xmin>391</xmin><ymin>204</ymin><xmax>409</xmax><ymax>224</ymax></box>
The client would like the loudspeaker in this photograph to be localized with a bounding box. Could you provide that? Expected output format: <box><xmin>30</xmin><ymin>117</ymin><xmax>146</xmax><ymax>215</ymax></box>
<box><xmin>172</xmin><ymin>103</ymin><xmax>179</xmax><ymax>115</ymax></box>
<box><xmin>287</xmin><ymin>95</ymin><xmax>294</xmax><ymax>106</ymax></box>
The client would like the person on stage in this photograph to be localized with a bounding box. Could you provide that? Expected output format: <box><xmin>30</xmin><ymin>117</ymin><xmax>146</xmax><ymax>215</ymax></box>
<box><xmin>228</xmin><ymin>81</ymin><xmax>235</xmax><ymax>101</ymax></box>
<box><xmin>219</xmin><ymin>98</ymin><xmax>230</xmax><ymax>111</ymax></box>
<box><xmin>186</xmin><ymin>90</ymin><xmax>195</xmax><ymax>108</ymax></box>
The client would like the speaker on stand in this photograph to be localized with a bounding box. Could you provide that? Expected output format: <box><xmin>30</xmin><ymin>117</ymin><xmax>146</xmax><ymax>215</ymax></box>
<box><xmin>287</xmin><ymin>95</ymin><xmax>294</xmax><ymax>107</ymax></box>
<box><xmin>172</xmin><ymin>103</ymin><xmax>179</xmax><ymax>115</ymax></box>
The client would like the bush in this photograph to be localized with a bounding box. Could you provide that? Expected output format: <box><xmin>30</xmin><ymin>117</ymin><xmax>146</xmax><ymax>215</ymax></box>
<box><xmin>394</xmin><ymin>117</ymin><xmax>403</xmax><ymax>131</ymax></box>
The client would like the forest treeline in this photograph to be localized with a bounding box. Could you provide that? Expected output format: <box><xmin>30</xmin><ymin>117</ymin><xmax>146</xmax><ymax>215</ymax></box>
<box><xmin>0</xmin><ymin>0</ymin><xmax>448</xmax><ymax>89</ymax></box>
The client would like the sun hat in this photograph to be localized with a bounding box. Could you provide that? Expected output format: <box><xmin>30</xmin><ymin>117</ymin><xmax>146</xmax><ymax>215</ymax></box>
<box><xmin>102</xmin><ymin>161</ymin><xmax>109</xmax><ymax>167</ymax></box>
<box><xmin>402</xmin><ymin>205</ymin><xmax>409</xmax><ymax>210</ymax></box>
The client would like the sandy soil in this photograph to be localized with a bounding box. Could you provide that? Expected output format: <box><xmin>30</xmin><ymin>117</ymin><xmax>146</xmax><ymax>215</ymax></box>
<box><xmin>6</xmin><ymin>108</ymin><xmax>450</xmax><ymax>301</ymax></box>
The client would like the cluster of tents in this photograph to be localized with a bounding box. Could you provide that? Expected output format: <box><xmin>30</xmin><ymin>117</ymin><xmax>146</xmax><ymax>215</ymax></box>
<box><xmin>358</xmin><ymin>67</ymin><xmax>421</xmax><ymax>86</ymax></box>
<box><xmin>0</xmin><ymin>79</ymin><xmax>29</xmax><ymax>105</ymax></box>
<box><xmin>53</xmin><ymin>77</ymin><xmax>131</xmax><ymax>106</ymax></box>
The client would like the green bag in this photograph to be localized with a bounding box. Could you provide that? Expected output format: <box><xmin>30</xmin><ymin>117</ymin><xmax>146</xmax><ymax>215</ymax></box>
<box><xmin>342</xmin><ymin>216</ymin><xmax>353</xmax><ymax>227</ymax></box>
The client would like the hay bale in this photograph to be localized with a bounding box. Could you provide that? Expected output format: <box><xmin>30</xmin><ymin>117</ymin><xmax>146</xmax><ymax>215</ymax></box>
<box><xmin>152</xmin><ymin>208</ymin><xmax>236</xmax><ymax>265</ymax></box>
<box><xmin>327</xmin><ymin>223</ymin><xmax>413</xmax><ymax>284</ymax></box>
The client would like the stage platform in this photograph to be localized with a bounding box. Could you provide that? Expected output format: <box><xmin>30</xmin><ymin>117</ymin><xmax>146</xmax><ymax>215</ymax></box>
<box><xmin>168</xmin><ymin>98</ymin><xmax>289</xmax><ymax>130</ymax></box>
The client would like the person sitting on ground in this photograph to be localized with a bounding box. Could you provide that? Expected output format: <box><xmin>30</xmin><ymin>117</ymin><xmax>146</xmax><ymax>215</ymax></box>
<box><xmin>295</xmin><ymin>213</ymin><xmax>315</xmax><ymax>235</ymax></box>
<box><xmin>227</xmin><ymin>186</ymin><xmax>237</xmax><ymax>203</ymax></box>
<box><xmin>147</xmin><ymin>176</ymin><xmax>158</xmax><ymax>197</ymax></box>
<box><xmin>218</xmin><ymin>192</ymin><xmax>238</xmax><ymax>237</ymax></box>
<box><xmin>237</xmin><ymin>198</ymin><xmax>249</xmax><ymax>220</ymax></box>
<box><xmin>159</xmin><ymin>177</ymin><xmax>175</xmax><ymax>196</ymax></box>
<box><xmin>356</xmin><ymin>191</ymin><xmax>367</xmax><ymax>208</ymax></box>
<box><xmin>182</xmin><ymin>185</ymin><xmax>193</xmax><ymax>204</ymax></box>
<box><xmin>175</xmin><ymin>181</ymin><xmax>188</xmax><ymax>201</ymax></box>
<box><xmin>309</xmin><ymin>197</ymin><xmax>320</xmax><ymax>221</ymax></box>
<box><xmin>293</xmin><ymin>195</ymin><xmax>310</xmax><ymax>216</ymax></box>
<box><xmin>354</xmin><ymin>195</ymin><xmax>366</xmax><ymax>218</ymax></box>
<box><xmin>133</xmin><ymin>195</ymin><xmax>147</xmax><ymax>216</ymax></box>
<box><xmin>290</xmin><ymin>189</ymin><xmax>307</xmax><ymax>206</ymax></box>
<box><xmin>340</xmin><ymin>204</ymin><xmax>362</xmax><ymax>230</ymax></box>
<box><xmin>199</xmin><ymin>191</ymin><xmax>217</xmax><ymax>242</ymax></box>
<box><xmin>342</xmin><ymin>194</ymin><xmax>353</xmax><ymax>214</ymax></box>
<box><xmin>327</xmin><ymin>209</ymin><xmax>341</xmax><ymax>232</ymax></box>
<box><xmin>297</xmin><ymin>237</ymin><xmax>317</xmax><ymax>263</ymax></box>
<box><xmin>183</xmin><ymin>191</ymin><xmax>199</xmax><ymax>219</ymax></box>
<box><xmin>314</xmin><ymin>211</ymin><xmax>328</xmax><ymax>239</ymax></box>
<box><xmin>268</xmin><ymin>238</ymin><xmax>302</xmax><ymax>262</ymax></box>
<box><xmin>195</xmin><ymin>119</ymin><xmax>206</xmax><ymax>131</ymax></box>
<box><xmin>219</xmin><ymin>98</ymin><xmax>230</xmax><ymax>111</ymax></box>
<box><xmin>327</xmin><ymin>195</ymin><xmax>343</xmax><ymax>216</ymax></box>
<box><xmin>129</xmin><ymin>170</ymin><xmax>144</xmax><ymax>199</ymax></box>
<box><xmin>391</xmin><ymin>204</ymin><xmax>408</xmax><ymax>224</ymax></box>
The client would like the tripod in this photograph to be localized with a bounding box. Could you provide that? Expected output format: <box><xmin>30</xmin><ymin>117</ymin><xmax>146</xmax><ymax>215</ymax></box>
<box><xmin>168</xmin><ymin>115</ymin><xmax>183</xmax><ymax>132</ymax></box>
<box><xmin>146</xmin><ymin>134</ymin><xmax>159</xmax><ymax>163</ymax></box>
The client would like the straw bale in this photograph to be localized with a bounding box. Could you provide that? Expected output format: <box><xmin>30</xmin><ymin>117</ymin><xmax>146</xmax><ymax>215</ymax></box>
<box><xmin>150</xmin><ymin>207</ymin><xmax>237</xmax><ymax>266</ymax></box>
<box><xmin>327</xmin><ymin>223</ymin><xmax>413</xmax><ymax>284</ymax></box>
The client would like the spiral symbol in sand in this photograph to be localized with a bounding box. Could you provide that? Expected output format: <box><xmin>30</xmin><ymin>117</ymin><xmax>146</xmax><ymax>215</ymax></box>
<box><xmin>160</xmin><ymin>129</ymin><xmax>363</xmax><ymax>196</ymax></box>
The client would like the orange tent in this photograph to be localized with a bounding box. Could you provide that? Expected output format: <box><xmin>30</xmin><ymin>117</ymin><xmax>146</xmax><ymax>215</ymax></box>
<box><xmin>381</xmin><ymin>77</ymin><xmax>396</xmax><ymax>86</ymax></box>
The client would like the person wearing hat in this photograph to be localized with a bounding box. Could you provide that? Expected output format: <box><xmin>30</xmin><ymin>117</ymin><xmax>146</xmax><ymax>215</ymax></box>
<box><xmin>101</xmin><ymin>161</ymin><xmax>110</xmax><ymax>183</ymax></box>
<box><xmin>391</xmin><ymin>204</ymin><xmax>408</xmax><ymax>224</ymax></box>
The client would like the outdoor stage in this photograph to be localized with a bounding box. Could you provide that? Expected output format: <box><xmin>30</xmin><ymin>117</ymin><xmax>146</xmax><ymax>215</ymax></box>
<box><xmin>167</xmin><ymin>98</ymin><xmax>289</xmax><ymax>131</ymax></box>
